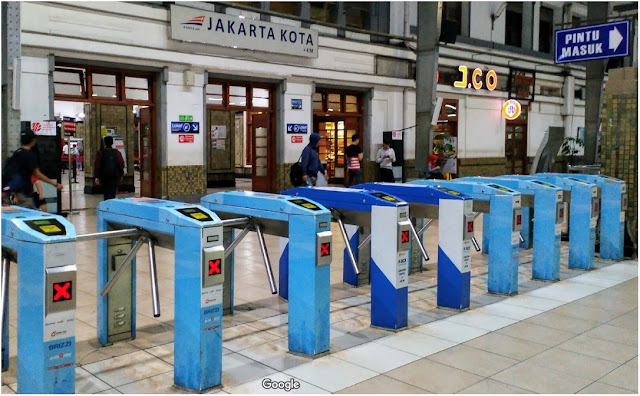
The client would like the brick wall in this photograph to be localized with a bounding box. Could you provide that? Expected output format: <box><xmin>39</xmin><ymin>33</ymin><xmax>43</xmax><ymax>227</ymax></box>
<box><xmin>161</xmin><ymin>165</ymin><xmax>207</xmax><ymax>198</ymax></box>
<box><xmin>600</xmin><ymin>67</ymin><xmax>638</xmax><ymax>244</ymax></box>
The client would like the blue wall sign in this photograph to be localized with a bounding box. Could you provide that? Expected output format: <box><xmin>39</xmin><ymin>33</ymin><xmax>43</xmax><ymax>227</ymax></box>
<box><xmin>286</xmin><ymin>123</ymin><xmax>308</xmax><ymax>134</ymax></box>
<box><xmin>291</xmin><ymin>99</ymin><xmax>303</xmax><ymax>110</ymax></box>
<box><xmin>555</xmin><ymin>20</ymin><xmax>630</xmax><ymax>64</ymax></box>
<box><xmin>171</xmin><ymin>122</ymin><xmax>200</xmax><ymax>133</ymax></box>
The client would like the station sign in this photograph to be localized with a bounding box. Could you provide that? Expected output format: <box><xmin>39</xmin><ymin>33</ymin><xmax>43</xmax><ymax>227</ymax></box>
<box><xmin>31</xmin><ymin>121</ymin><xmax>57</xmax><ymax>136</ymax></box>
<box><xmin>291</xmin><ymin>136</ymin><xmax>303</xmax><ymax>143</ymax></box>
<box><xmin>286</xmin><ymin>124</ymin><xmax>308</xmax><ymax>134</ymax></box>
<box><xmin>171</xmin><ymin>122</ymin><xmax>200</xmax><ymax>133</ymax></box>
<box><xmin>291</xmin><ymin>99</ymin><xmax>303</xmax><ymax>110</ymax></box>
<box><xmin>555</xmin><ymin>20</ymin><xmax>630</xmax><ymax>63</ymax></box>
<box><xmin>178</xmin><ymin>134</ymin><xmax>195</xmax><ymax>143</ymax></box>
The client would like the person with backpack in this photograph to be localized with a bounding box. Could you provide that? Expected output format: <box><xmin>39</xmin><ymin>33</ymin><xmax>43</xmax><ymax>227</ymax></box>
<box><xmin>94</xmin><ymin>136</ymin><xmax>125</xmax><ymax>200</ymax></box>
<box><xmin>2</xmin><ymin>129</ymin><xmax>63</xmax><ymax>208</ymax></box>
<box><xmin>300</xmin><ymin>132</ymin><xmax>326</xmax><ymax>187</ymax></box>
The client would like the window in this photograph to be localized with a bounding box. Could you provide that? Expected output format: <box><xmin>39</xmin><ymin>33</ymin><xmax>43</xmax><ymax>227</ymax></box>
<box><xmin>505</xmin><ymin>2</ymin><xmax>523</xmax><ymax>47</ymax></box>
<box><xmin>539</xmin><ymin>6</ymin><xmax>554</xmax><ymax>53</ymax></box>
<box><xmin>92</xmin><ymin>73</ymin><xmax>117</xmax><ymax>98</ymax></box>
<box><xmin>125</xmin><ymin>77</ymin><xmax>149</xmax><ymax>101</ymax></box>
<box><xmin>206</xmin><ymin>84</ymin><xmax>224</xmax><ymax>105</ymax></box>
<box><xmin>269</xmin><ymin>2</ymin><xmax>300</xmax><ymax>16</ymax></box>
<box><xmin>54</xmin><ymin>68</ymin><xmax>85</xmax><ymax>97</ymax></box>
<box><xmin>310</xmin><ymin>2</ymin><xmax>338</xmax><ymax>24</ymax></box>
<box><xmin>313</xmin><ymin>91</ymin><xmax>361</xmax><ymax>114</ymax></box>
<box><xmin>252</xmin><ymin>87</ymin><xmax>269</xmax><ymax>108</ymax></box>
<box><xmin>345</xmin><ymin>95</ymin><xmax>358</xmax><ymax>112</ymax></box>
<box><xmin>327</xmin><ymin>93</ymin><xmax>341</xmax><ymax>112</ymax></box>
<box><xmin>344</xmin><ymin>2</ymin><xmax>371</xmax><ymax>30</ymax></box>
<box><xmin>206</xmin><ymin>81</ymin><xmax>273</xmax><ymax>110</ymax></box>
<box><xmin>442</xmin><ymin>2</ymin><xmax>462</xmax><ymax>35</ymax></box>
<box><xmin>313</xmin><ymin>93</ymin><xmax>323</xmax><ymax>111</ymax></box>
<box><xmin>572</xmin><ymin>16</ymin><xmax>582</xmax><ymax>27</ymax></box>
<box><xmin>229</xmin><ymin>86</ymin><xmax>247</xmax><ymax>107</ymax></box>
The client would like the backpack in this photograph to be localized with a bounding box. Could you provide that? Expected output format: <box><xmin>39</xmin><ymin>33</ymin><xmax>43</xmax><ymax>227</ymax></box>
<box><xmin>100</xmin><ymin>148</ymin><xmax>120</xmax><ymax>179</ymax></box>
<box><xmin>289</xmin><ymin>154</ymin><xmax>304</xmax><ymax>187</ymax></box>
<box><xmin>2</xmin><ymin>149</ymin><xmax>26</xmax><ymax>193</ymax></box>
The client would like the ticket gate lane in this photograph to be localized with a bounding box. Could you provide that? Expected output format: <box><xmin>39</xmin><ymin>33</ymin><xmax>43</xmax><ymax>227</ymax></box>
<box><xmin>410</xmin><ymin>180</ymin><xmax>522</xmax><ymax>295</ymax></box>
<box><xmin>282</xmin><ymin>187</ymin><xmax>411</xmax><ymax>330</ymax></box>
<box><xmin>355</xmin><ymin>183</ymin><xmax>475</xmax><ymax>310</ymax></box>
<box><xmin>1</xmin><ymin>206</ymin><xmax>77</xmax><ymax>394</ymax></box>
<box><xmin>201</xmin><ymin>191</ymin><xmax>332</xmax><ymax>356</ymax></box>
<box><xmin>507</xmin><ymin>175</ymin><xmax>599</xmax><ymax>270</ymax></box>
<box><xmin>543</xmin><ymin>173</ymin><xmax>626</xmax><ymax>260</ymax></box>
<box><xmin>97</xmin><ymin>198</ymin><xmax>225</xmax><ymax>391</ymax></box>
<box><xmin>462</xmin><ymin>177</ymin><xmax>565</xmax><ymax>281</ymax></box>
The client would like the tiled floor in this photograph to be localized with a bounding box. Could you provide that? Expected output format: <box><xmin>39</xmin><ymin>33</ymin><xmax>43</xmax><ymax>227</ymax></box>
<box><xmin>2</xmin><ymin>186</ymin><xmax>638</xmax><ymax>394</ymax></box>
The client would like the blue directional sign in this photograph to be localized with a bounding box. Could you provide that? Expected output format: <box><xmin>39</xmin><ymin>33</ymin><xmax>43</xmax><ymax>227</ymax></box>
<box><xmin>286</xmin><ymin>123</ymin><xmax>308</xmax><ymax>134</ymax></box>
<box><xmin>555</xmin><ymin>20</ymin><xmax>630</xmax><ymax>64</ymax></box>
<box><xmin>171</xmin><ymin>122</ymin><xmax>200</xmax><ymax>133</ymax></box>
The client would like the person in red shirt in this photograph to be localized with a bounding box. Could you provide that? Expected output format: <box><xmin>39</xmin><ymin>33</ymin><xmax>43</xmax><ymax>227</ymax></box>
<box><xmin>94</xmin><ymin>136</ymin><xmax>125</xmax><ymax>200</ymax></box>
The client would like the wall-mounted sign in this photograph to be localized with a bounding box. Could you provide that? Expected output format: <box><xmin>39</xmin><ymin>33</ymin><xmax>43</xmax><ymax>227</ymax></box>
<box><xmin>555</xmin><ymin>20</ymin><xmax>629</xmax><ymax>64</ymax></box>
<box><xmin>291</xmin><ymin>99</ymin><xmax>302</xmax><ymax>110</ymax></box>
<box><xmin>502</xmin><ymin>99</ymin><xmax>522</xmax><ymax>120</ymax></box>
<box><xmin>453</xmin><ymin>66</ymin><xmax>497</xmax><ymax>91</ymax></box>
<box><xmin>63</xmin><ymin>121</ymin><xmax>76</xmax><ymax>136</ymax></box>
<box><xmin>291</xmin><ymin>136</ymin><xmax>303</xmax><ymax>143</ymax></box>
<box><xmin>170</xmin><ymin>4</ymin><xmax>318</xmax><ymax>58</ymax></box>
<box><xmin>178</xmin><ymin>134</ymin><xmax>195</xmax><ymax>143</ymax></box>
<box><xmin>392</xmin><ymin>131</ymin><xmax>402</xmax><ymax>140</ymax></box>
<box><xmin>171</xmin><ymin>121</ymin><xmax>200</xmax><ymax>133</ymax></box>
<box><xmin>31</xmin><ymin>121</ymin><xmax>57</xmax><ymax>136</ymax></box>
<box><xmin>508</xmin><ymin>68</ymin><xmax>536</xmax><ymax>101</ymax></box>
<box><xmin>286</xmin><ymin>123</ymin><xmax>308</xmax><ymax>133</ymax></box>
<box><xmin>179</xmin><ymin>115</ymin><xmax>194</xmax><ymax>122</ymax></box>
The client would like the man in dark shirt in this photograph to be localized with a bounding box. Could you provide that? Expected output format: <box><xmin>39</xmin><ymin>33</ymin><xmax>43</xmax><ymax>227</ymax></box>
<box><xmin>345</xmin><ymin>134</ymin><xmax>363</xmax><ymax>186</ymax></box>
<box><xmin>2</xmin><ymin>129</ymin><xmax>63</xmax><ymax>208</ymax></box>
<box><xmin>94</xmin><ymin>136</ymin><xmax>125</xmax><ymax>200</ymax></box>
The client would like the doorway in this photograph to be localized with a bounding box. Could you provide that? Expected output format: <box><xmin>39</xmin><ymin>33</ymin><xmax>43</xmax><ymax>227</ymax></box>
<box><xmin>137</xmin><ymin>106</ymin><xmax>154</xmax><ymax>196</ymax></box>
<box><xmin>505</xmin><ymin>104</ymin><xmax>529</xmax><ymax>174</ymax></box>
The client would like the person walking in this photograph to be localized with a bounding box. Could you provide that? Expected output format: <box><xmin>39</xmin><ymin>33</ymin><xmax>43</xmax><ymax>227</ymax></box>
<box><xmin>376</xmin><ymin>139</ymin><xmax>396</xmax><ymax>183</ymax></box>
<box><xmin>2</xmin><ymin>129</ymin><xmax>63</xmax><ymax>208</ymax></box>
<box><xmin>346</xmin><ymin>134</ymin><xmax>363</xmax><ymax>187</ymax></box>
<box><xmin>94</xmin><ymin>136</ymin><xmax>125</xmax><ymax>200</ymax></box>
<box><xmin>300</xmin><ymin>132</ymin><xmax>326</xmax><ymax>186</ymax></box>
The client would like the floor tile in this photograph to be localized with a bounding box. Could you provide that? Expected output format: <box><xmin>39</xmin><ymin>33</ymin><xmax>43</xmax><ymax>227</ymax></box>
<box><xmin>336</xmin><ymin>374</ymin><xmax>426</xmax><ymax>394</ymax></box>
<box><xmin>76</xmin><ymin>367</ymin><xmax>112</xmax><ymax>394</ymax></box>
<box><xmin>497</xmin><ymin>321</ymin><xmax>577</xmax><ymax>347</ymax></box>
<box><xmin>222</xmin><ymin>353</ymin><xmax>278</xmax><ymax>388</ymax></box>
<box><xmin>524</xmin><ymin>311</ymin><xmax>600</xmax><ymax>333</ymax></box>
<box><xmin>476</xmin><ymin>301</ymin><xmax>544</xmax><ymax>320</ymax></box>
<box><xmin>582</xmin><ymin>323</ymin><xmax>638</xmax><ymax>346</ymax></box>
<box><xmin>598</xmin><ymin>357</ymin><xmax>638</xmax><ymax>392</ymax></box>
<box><xmin>223</xmin><ymin>323</ymin><xmax>281</xmax><ymax>352</ymax></box>
<box><xmin>0</xmin><ymin>385</ymin><xmax>15</xmax><ymax>394</ymax></box>
<box><xmin>411</xmin><ymin>319</ymin><xmax>489</xmax><ymax>343</ymax></box>
<box><xmin>237</xmin><ymin>338</ymin><xmax>311</xmax><ymax>371</ymax></box>
<box><xmin>458</xmin><ymin>378</ymin><xmax>530</xmax><ymax>394</ymax></box>
<box><xmin>566</xmin><ymin>273</ymin><xmax>624</xmax><ymax>288</ymax></box>
<box><xmin>332</xmin><ymin>342</ymin><xmax>421</xmax><ymax>373</ymax></box>
<box><xmin>557</xmin><ymin>333</ymin><xmax>638</xmax><ymax>364</ymax></box>
<box><xmin>386</xmin><ymin>358</ymin><xmax>482</xmax><ymax>393</ymax></box>
<box><xmin>491</xmin><ymin>360</ymin><xmax>593</xmax><ymax>393</ymax></box>
<box><xmin>445</xmin><ymin>311</ymin><xmax>516</xmax><ymax>331</ymax></box>
<box><xmin>115</xmin><ymin>372</ymin><xmax>183</xmax><ymax>394</ymax></box>
<box><xmin>526</xmin><ymin>347</ymin><xmax>620</xmax><ymax>381</ymax></box>
<box><xmin>95</xmin><ymin>389</ymin><xmax>123</xmax><ymax>394</ymax></box>
<box><xmin>549</xmin><ymin>302</ymin><xmax>622</xmax><ymax>323</ymax></box>
<box><xmin>82</xmin><ymin>350</ymin><xmax>173</xmax><ymax>388</ymax></box>
<box><xmin>374</xmin><ymin>330</ymin><xmax>457</xmax><ymax>357</ymax></box>
<box><xmin>329</xmin><ymin>329</ymin><xmax>369</xmax><ymax>352</ymax></box>
<box><xmin>283</xmin><ymin>356</ymin><xmax>377</xmax><ymax>393</ymax></box>
<box><xmin>578</xmin><ymin>381</ymin><xmax>635</xmax><ymax>394</ymax></box>
<box><xmin>145</xmin><ymin>342</ymin><xmax>174</xmax><ymax>365</ymax></box>
<box><xmin>429</xmin><ymin>344</ymin><xmax>518</xmax><ymax>377</ymax></box>
<box><xmin>501</xmin><ymin>294</ymin><xmax>566</xmax><ymax>311</ymax></box>
<box><xmin>525</xmin><ymin>282</ymin><xmax>603</xmax><ymax>302</ymax></box>
<box><xmin>464</xmin><ymin>331</ymin><xmax>548</xmax><ymax>361</ymax></box>
<box><xmin>225</xmin><ymin>372</ymin><xmax>328</xmax><ymax>394</ymax></box>
<box><xmin>607</xmin><ymin>310</ymin><xmax>638</xmax><ymax>330</ymax></box>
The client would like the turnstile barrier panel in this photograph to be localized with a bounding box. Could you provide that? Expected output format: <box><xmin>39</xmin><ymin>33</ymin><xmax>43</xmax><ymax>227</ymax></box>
<box><xmin>556</xmin><ymin>202</ymin><xmax>565</xmax><ymax>225</ymax></box>
<box><xmin>203</xmin><ymin>246</ymin><xmax>224</xmax><ymax>288</ymax></box>
<box><xmin>107</xmin><ymin>239</ymin><xmax>133</xmax><ymax>343</ymax></box>
<box><xmin>591</xmin><ymin>197</ymin><xmax>600</xmax><ymax>228</ymax></box>
<box><xmin>463</xmin><ymin>214</ymin><xmax>475</xmax><ymax>240</ymax></box>
<box><xmin>621</xmin><ymin>193</ymin><xmax>628</xmax><ymax>221</ymax></box>
<box><xmin>24</xmin><ymin>218</ymin><xmax>67</xmax><ymax>237</ymax></box>
<box><xmin>513</xmin><ymin>207</ymin><xmax>523</xmax><ymax>232</ymax></box>
<box><xmin>397</xmin><ymin>221</ymin><xmax>412</xmax><ymax>251</ymax></box>
<box><xmin>357</xmin><ymin>227</ymin><xmax>371</xmax><ymax>285</ymax></box>
<box><xmin>316</xmin><ymin>231</ymin><xmax>332</xmax><ymax>267</ymax></box>
<box><xmin>45</xmin><ymin>266</ymin><xmax>77</xmax><ymax>315</ymax></box>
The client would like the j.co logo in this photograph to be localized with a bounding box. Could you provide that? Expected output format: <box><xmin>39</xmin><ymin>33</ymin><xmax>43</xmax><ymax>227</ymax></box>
<box><xmin>454</xmin><ymin>65</ymin><xmax>498</xmax><ymax>91</ymax></box>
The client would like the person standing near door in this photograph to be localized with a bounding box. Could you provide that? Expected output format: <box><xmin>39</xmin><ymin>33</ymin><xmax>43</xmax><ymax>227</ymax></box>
<box><xmin>94</xmin><ymin>136</ymin><xmax>125</xmax><ymax>200</ymax></box>
<box><xmin>376</xmin><ymin>138</ymin><xmax>396</xmax><ymax>183</ymax></box>
<box><xmin>346</xmin><ymin>134</ymin><xmax>363</xmax><ymax>186</ymax></box>
<box><xmin>301</xmin><ymin>132</ymin><xmax>326</xmax><ymax>186</ymax></box>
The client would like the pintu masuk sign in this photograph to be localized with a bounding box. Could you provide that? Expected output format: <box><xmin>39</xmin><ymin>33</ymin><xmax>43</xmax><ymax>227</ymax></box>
<box><xmin>555</xmin><ymin>20</ymin><xmax>629</xmax><ymax>64</ymax></box>
<box><xmin>171</xmin><ymin>5</ymin><xmax>318</xmax><ymax>58</ymax></box>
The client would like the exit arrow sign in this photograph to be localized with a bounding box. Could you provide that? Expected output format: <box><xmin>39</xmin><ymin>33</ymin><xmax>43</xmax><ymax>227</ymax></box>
<box><xmin>555</xmin><ymin>20</ymin><xmax>630</xmax><ymax>64</ymax></box>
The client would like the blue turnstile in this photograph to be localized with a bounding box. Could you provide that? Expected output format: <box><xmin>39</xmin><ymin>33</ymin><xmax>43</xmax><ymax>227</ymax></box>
<box><xmin>355</xmin><ymin>183</ymin><xmax>476</xmax><ymax>310</ymax></box>
<box><xmin>542</xmin><ymin>173</ymin><xmax>626</xmax><ymax>260</ymax></box>
<box><xmin>459</xmin><ymin>177</ymin><xmax>565</xmax><ymax>281</ymax></box>
<box><xmin>1</xmin><ymin>206</ymin><xmax>77</xmax><ymax>394</ymax></box>
<box><xmin>201</xmin><ymin>191</ymin><xmax>333</xmax><ymax>356</ymax></box>
<box><xmin>410</xmin><ymin>180</ymin><xmax>523</xmax><ymax>295</ymax></box>
<box><xmin>282</xmin><ymin>187</ymin><xmax>412</xmax><ymax>330</ymax></box>
<box><xmin>97</xmin><ymin>198</ymin><xmax>225</xmax><ymax>391</ymax></box>
<box><xmin>506</xmin><ymin>175</ymin><xmax>599</xmax><ymax>270</ymax></box>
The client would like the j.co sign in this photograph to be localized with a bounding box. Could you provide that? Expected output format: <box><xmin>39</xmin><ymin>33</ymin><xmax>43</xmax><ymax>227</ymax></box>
<box><xmin>453</xmin><ymin>65</ymin><xmax>498</xmax><ymax>91</ymax></box>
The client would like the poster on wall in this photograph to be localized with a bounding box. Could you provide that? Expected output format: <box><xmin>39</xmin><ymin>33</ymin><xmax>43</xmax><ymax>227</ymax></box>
<box><xmin>31</xmin><ymin>121</ymin><xmax>57</xmax><ymax>136</ymax></box>
<box><xmin>216</xmin><ymin>139</ymin><xmax>226</xmax><ymax>150</ymax></box>
<box><xmin>211</xmin><ymin>125</ymin><xmax>227</xmax><ymax>139</ymax></box>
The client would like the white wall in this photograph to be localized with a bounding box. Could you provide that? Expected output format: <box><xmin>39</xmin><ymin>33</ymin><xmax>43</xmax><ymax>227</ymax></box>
<box><xmin>20</xmin><ymin>56</ymin><xmax>50</xmax><ymax>122</ymax></box>
<box><xmin>369</xmin><ymin>88</ymin><xmax>405</xmax><ymax>159</ymax></box>
<box><xmin>470</xmin><ymin>2</ymin><xmax>506</xmax><ymax>44</ymax></box>
<box><xmin>528</xmin><ymin>102</ymin><xmax>564</xmax><ymax>157</ymax></box>
<box><xmin>165</xmin><ymin>71</ymin><xmax>205</xmax><ymax>166</ymax></box>
<box><xmin>282</xmin><ymin>82</ymin><xmax>313</xmax><ymax>163</ymax></box>
<box><xmin>54</xmin><ymin>101</ymin><xmax>85</xmax><ymax>119</ymax></box>
<box><xmin>461</xmin><ymin>97</ymin><xmax>505</xmax><ymax>158</ymax></box>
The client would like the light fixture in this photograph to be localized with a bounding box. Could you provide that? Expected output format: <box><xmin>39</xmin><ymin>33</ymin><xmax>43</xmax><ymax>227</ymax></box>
<box><xmin>445</xmin><ymin>104</ymin><xmax>457</xmax><ymax>110</ymax></box>
<box><xmin>77</xmin><ymin>112</ymin><xmax>85</xmax><ymax>118</ymax></box>
<box><xmin>328</xmin><ymin>108</ymin><xmax>333</xmax><ymax>111</ymax></box>
<box><xmin>447</xmin><ymin>113</ymin><xmax>456</xmax><ymax>117</ymax></box>
<box><xmin>92</xmin><ymin>93</ymin><xmax>97</xmax><ymax>96</ymax></box>
<box><xmin>239</xmin><ymin>15</ymin><xmax>245</xmax><ymax>19</ymax></box>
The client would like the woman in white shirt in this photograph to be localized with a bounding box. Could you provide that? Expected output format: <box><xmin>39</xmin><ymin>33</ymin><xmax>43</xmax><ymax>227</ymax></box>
<box><xmin>376</xmin><ymin>139</ymin><xmax>396</xmax><ymax>182</ymax></box>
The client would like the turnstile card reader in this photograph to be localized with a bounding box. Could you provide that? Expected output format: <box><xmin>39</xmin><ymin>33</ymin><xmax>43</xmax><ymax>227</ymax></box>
<box><xmin>1</xmin><ymin>206</ymin><xmax>77</xmax><ymax>394</ymax></box>
<box><xmin>461</xmin><ymin>177</ymin><xmax>564</xmax><ymax>281</ymax></box>
<box><xmin>282</xmin><ymin>187</ymin><xmax>411</xmax><ymax>330</ymax></box>
<box><xmin>355</xmin><ymin>183</ymin><xmax>475</xmax><ymax>310</ymax></box>
<box><xmin>541</xmin><ymin>173</ymin><xmax>626</xmax><ymax>260</ymax></box>
<box><xmin>201</xmin><ymin>191</ymin><xmax>333</xmax><ymax>356</ymax></box>
<box><xmin>506</xmin><ymin>175</ymin><xmax>599</xmax><ymax>270</ymax></box>
<box><xmin>410</xmin><ymin>180</ymin><xmax>522</xmax><ymax>296</ymax></box>
<box><xmin>97</xmin><ymin>198</ymin><xmax>224</xmax><ymax>391</ymax></box>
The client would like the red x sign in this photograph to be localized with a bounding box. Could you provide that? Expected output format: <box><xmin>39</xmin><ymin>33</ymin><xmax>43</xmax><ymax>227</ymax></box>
<box><xmin>53</xmin><ymin>281</ymin><xmax>72</xmax><ymax>302</ymax></box>
<box><xmin>208</xmin><ymin>259</ymin><xmax>221</xmax><ymax>276</ymax></box>
<box><xmin>320</xmin><ymin>242</ymin><xmax>331</xmax><ymax>257</ymax></box>
<box><xmin>401</xmin><ymin>230</ymin><xmax>410</xmax><ymax>243</ymax></box>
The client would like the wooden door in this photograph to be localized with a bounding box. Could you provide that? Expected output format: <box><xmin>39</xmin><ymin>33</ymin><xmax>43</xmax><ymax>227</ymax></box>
<box><xmin>505</xmin><ymin>105</ymin><xmax>528</xmax><ymax>174</ymax></box>
<box><xmin>139</xmin><ymin>106</ymin><xmax>154</xmax><ymax>196</ymax></box>
<box><xmin>251</xmin><ymin>112</ymin><xmax>273</xmax><ymax>192</ymax></box>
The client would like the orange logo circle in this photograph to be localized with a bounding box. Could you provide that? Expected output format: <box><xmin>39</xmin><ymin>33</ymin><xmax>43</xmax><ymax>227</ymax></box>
<box><xmin>502</xmin><ymin>99</ymin><xmax>521</xmax><ymax>120</ymax></box>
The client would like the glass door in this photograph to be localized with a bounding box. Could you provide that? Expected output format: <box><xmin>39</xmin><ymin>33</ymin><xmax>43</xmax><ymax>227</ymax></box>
<box><xmin>251</xmin><ymin>112</ymin><xmax>272</xmax><ymax>192</ymax></box>
<box><xmin>505</xmin><ymin>105</ymin><xmax>528</xmax><ymax>174</ymax></box>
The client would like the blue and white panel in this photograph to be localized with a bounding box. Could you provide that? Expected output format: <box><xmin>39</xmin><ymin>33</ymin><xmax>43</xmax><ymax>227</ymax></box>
<box><xmin>343</xmin><ymin>224</ymin><xmax>360</xmax><ymax>286</ymax></box>
<box><xmin>278</xmin><ymin>237</ymin><xmax>289</xmax><ymax>300</ymax></box>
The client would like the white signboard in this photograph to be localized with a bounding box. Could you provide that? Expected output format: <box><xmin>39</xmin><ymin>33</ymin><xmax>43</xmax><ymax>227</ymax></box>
<box><xmin>171</xmin><ymin>5</ymin><xmax>318</xmax><ymax>58</ymax></box>
<box><xmin>32</xmin><ymin>121</ymin><xmax>57</xmax><ymax>136</ymax></box>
